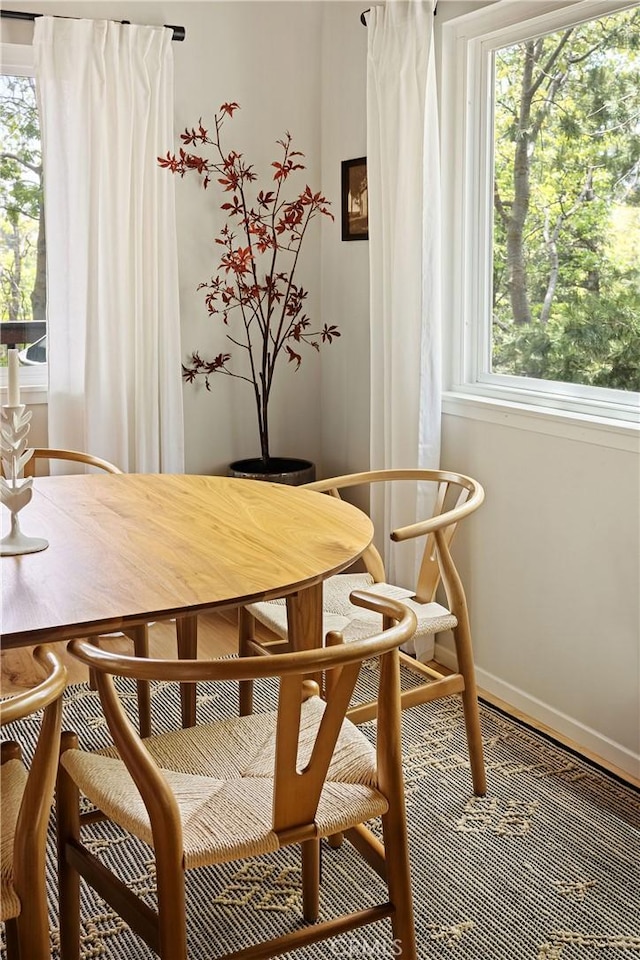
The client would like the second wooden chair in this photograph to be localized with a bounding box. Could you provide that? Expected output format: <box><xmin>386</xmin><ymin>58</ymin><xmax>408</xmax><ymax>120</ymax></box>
<box><xmin>240</xmin><ymin>468</ymin><xmax>487</xmax><ymax>796</ymax></box>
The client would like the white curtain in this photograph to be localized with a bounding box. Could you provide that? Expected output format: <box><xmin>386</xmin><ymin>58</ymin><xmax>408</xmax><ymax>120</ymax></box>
<box><xmin>367</xmin><ymin>1</ymin><xmax>441</xmax><ymax>599</ymax></box>
<box><xmin>33</xmin><ymin>17</ymin><xmax>184</xmax><ymax>473</ymax></box>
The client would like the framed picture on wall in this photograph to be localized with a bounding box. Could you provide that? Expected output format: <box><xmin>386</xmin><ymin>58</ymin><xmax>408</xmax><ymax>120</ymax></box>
<box><xmin>341</xmin><ymin>157</ymin><xmax>368</xmax><ymax>241</ymax></box>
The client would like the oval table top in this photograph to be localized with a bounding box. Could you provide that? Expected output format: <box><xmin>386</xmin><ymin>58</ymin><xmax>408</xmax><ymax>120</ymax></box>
<box><xmin>0</xmin><ymin>473</ymin><xmax>374</xmax><ymax>648</ymax></box>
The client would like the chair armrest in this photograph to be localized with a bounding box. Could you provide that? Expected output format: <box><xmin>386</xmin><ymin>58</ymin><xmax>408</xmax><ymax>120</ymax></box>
<box><xmin>0</xmin><ymin>648</ymin><xmax>67</xmax><ymax>726</ymax></box>
<box><xmin>391</xmin><ymin>482</ymin><xmax>485</xmax><ymax>542</ymax></box>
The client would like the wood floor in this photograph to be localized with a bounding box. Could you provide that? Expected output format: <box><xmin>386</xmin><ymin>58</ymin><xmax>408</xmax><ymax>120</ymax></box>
<box><xmin>2</xmin><ymin>612</ymin><xmax>638</xmax><ymax>790</ymax></box>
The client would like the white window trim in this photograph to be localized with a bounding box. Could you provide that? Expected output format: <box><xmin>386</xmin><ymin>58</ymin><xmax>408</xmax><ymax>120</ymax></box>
<box><xmin>1</xmin><ymin>42</ymin><xmax>33</xmax><ymax>75</ymax></box>
<box><xmin>441</xmin><ymin>0</ymin><xmax>640</xmax><ymax>442</ymax></box>
<box><xmin>1</xmin><ymin>42</ymin><xmax>48</xmax><ymax>405</ymax></box>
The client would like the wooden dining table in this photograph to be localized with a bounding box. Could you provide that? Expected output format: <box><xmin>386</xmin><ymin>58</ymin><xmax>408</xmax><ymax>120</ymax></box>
<box><xmin>1</xmin><ymin>473</ymin><xmax>373</xmax><ymax>655</ymax></box>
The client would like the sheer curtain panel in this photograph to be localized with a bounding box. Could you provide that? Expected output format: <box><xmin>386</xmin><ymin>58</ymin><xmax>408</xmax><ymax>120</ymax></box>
<box><xmin>34</xmin><ymin>17</ymin><xmax>184</xmax><ymax>473</ymax></box>
<box><xmin>366</xmin><ymin>1</ymin><xmax>441</xmax><ymax>640</ymax></box>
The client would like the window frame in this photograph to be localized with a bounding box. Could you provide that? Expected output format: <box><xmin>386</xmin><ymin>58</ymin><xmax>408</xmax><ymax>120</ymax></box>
<box><xmin>1</xmin><ymin>42</ymin><xmax>48</xmax><ymax>403</ymax></box>
<box><xmin>441</xmin><ymin>0</ymin><xmax>640</xmax><ymax>434</ymax></box>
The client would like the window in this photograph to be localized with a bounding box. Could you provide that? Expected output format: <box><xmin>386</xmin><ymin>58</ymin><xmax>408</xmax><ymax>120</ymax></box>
<box><xmin>442</xmin><ymin>0</ymin><xmax>640</xmax><ymax>426</ymax></box>
<box><xmin>0</xmin><ymin>44</ymin><xmax>46</xmax><ymax>397</ymax></box>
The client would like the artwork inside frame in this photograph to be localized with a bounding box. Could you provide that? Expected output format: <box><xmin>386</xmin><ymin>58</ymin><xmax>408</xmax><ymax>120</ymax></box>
<box><xmin>341</xmin><ymin>157</ymin><xmax>368</xmax><ymax>241</ymax></box>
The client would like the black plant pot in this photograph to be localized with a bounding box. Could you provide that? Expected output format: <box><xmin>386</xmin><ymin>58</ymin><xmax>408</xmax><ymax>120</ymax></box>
<box><xmin>228</xmin><ymin>457</ymin><xmax>316</xmax><ymax>486</ymax></box>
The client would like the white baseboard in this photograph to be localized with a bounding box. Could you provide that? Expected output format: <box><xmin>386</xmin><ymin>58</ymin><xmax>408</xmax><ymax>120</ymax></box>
<box><xmin>434</xmin><ymin>641</ymin><xmax>640</xmax><ymax>781</ymax></box>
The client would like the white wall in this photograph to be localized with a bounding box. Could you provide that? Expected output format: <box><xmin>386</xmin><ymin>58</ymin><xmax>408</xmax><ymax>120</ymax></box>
<box><xmin>441</xmin><ymin>413</ymin><xmax>640</xmax><ymax>776</ymax></box>
<box><xmin>319</xmin><ymin>3</ymin><xmax>370</xmax><ymax>481</ymax></box>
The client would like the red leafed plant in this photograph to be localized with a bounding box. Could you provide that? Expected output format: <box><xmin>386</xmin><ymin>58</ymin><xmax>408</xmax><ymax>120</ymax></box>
<box><xmin>159</xmin><ymin>102</ymin><xmax>338</xmax><ymax>465</ymax></box>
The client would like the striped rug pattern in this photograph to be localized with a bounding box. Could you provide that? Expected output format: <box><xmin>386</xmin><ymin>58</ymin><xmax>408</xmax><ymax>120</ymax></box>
<box><xmin>1</xmin><ymin>665</ymin><xmax>639</xmax><ymax>959</ymax></box>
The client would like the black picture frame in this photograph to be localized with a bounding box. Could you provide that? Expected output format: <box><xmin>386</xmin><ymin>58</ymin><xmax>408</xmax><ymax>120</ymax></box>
<box><xmin>341</xmin><ymin>157</ymin><xmax>368</xmax><ymax>241</ymax></box>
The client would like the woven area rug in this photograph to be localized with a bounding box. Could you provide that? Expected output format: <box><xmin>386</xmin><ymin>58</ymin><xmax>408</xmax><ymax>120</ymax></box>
<box><xmin>1</xmin><ymin>665</ymin><xmax>639</xmax><ymax>960</ymax></box>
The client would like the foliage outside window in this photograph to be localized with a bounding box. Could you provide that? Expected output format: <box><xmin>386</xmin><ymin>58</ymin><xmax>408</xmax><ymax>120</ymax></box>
<box><xmin>0</xmin><ymin>63</ymin><xmax>45</xmax><ymax>370</ymax></box>
<box><xmin>444</xmin><ymin>1</ymin><xmax>640</xmax><ymax>425</ymax></box>
<box><xmin>491</xmin><ymin>4</ymin><xmax>640</xmax><ymax>394</ymax></box>
<box><xmin>0</xmin><ymin>57</ymin><xmax>46</xmax><ymax>386</ymax></box>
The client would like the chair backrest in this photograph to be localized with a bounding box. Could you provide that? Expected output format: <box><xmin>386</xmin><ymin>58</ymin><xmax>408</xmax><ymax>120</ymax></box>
<box><xmin>24</xmin><ymin>448</ymin><xmax>122</xmax><ymax>477</ymax></box>
<box><xmin>1</xmin><ymin>648</ymin><xmax>67</xmax><ymax>917</ymax></box>
<box><xmin>67</xmin><ymin>592</ymin><xmax>416</xmax><ymax>841</ymax></box>
<box><xmin>303</xmin><ymin>469</ymin><xmax>485</xmax><ymax>604</ymax></box>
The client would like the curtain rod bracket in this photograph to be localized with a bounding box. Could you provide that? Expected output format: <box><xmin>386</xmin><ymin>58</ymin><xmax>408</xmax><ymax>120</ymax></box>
<box><xmin>360</xmin><ymin>2</ymin><xmax>437</xmax><ymax>25</ymax></box>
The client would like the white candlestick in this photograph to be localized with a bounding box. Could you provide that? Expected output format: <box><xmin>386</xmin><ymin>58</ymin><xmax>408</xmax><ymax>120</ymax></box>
<box><xmin>0</xmin><ymin>403</ymin><xmax>48</xmax><ymax>555</ymax></box>
<box><xmin>7</xmin><ymin>349</ymin><xmax>20</xmax><ymax>407</ymax></box>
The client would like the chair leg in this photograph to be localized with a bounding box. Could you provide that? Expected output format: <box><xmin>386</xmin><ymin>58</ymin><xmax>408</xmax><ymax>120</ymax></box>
<box><xmin>324</xmin><ymin>631</ymin><xmax>346</xmax><ymax>851</ymax></box>
<box><xmin>154</xmin><ymin>834</ymin><xmax>188</xmax><ymax>959</ymax></box>
<box><xmin>377</xmin><ymin>649</ymin><xmax>416</xmax><ymax>960</ymax></box>
<box><xmin>381</xmin><ymin>806</ymin><xmax>417</xmax><ymax>959</ymax></box>
<box><xmin>238</xmin><ymin>607</ymin><xmax>255</xmax><ymax>716</ymax></box>
<box><xmin>301</xmin><ymin>839</ymin><xmax>320</xmax><ymax>923</ymax></box>
<box><xmin>4</xmin><ymin>918</ymin><xmax>20</xmax><ymax>960</ymax></box>
<box><xmin>130</xmin><ymin>625</ymin><xmax>151</xmax><ymax>738</ymax></box>
<box><xmin>156</xmin><ymin>882</ymin><xmax>188</xmax><ymax>959</ymax></box>
<box><xmin>176</xmin><ymin>616</ymin><xmax>198</xmax><ymax>728</ymax></box>
<box><xmin>57</xmin><ymin>732</ymin><xmax>81</xmax><ymax>960</ymax></box>
<box><xmin>451</xmin><ymin>622</ymin><xmax>487</xmax><ymax>796</ymax></box>
<box><xmin>380</xmin><ymin>761</ymin><xmax>416</xmax><ymax>956</ymax></box>
<box><xmin>15</xmin><ymin>864</ymin><xmax>52</xmax><ymax>959</ymax></box>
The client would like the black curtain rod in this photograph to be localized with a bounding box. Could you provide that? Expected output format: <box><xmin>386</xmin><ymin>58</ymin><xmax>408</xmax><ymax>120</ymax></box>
<box><xmin>360</xmin><ymin>2</ymin><xmax>437</xmax><ymax>25</ymax></box>
<box><xmin>0</xmin><ymin>9</ymin><xmax>185</xmax><ymax>41</ymax></box>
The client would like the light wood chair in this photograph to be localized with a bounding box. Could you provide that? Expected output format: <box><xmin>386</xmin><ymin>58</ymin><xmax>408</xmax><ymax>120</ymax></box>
<box><xmin>24</xmin><ymin>448</ymin><xmax>199</xmax><ymax>737</ymax></box>
<box><xmin>25</xmin><ymin>447</ymin><xmax>125</xmax><ymax>478</ymax></box>
<box><xmin>57</xmin><ymin>592</ymin><xmax>418</xmax><ymax>960</ymax></box>
<box><xmin>240</xmin><ymin>468</ymin><xmax>487</xmax><ymax>796</ymax></box>
<box><xmin>1</xmin><ymin>647</ymin><xmax>67</xmax><ymax>960</ymax></box>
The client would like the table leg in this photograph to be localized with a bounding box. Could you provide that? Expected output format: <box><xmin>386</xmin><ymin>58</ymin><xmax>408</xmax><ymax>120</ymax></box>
<box><xmin>238</xmin><ymin>607</ymin><xmax>255</xmax><ymax>717</ymax></box>
<box><xmin>128</xmin><ymin>624</ymin><xmax>151</xmax><ymax>739</ymax></box>
<box><xmin>286</xmin><ymin>583</ymin><xmax>323</xmax><ymax>687</ymax></box>
<box><xmin>176</xmin><ymin>615</ymin><xmax>198</xmax><ymax>728</ymax></box>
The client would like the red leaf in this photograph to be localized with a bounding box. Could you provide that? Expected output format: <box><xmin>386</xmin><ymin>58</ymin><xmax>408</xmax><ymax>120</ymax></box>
<box><xmin>286</xmin><ymin>345</ymin><xmax>302</xmax><ymax>370</ymax></box>
<box><xmin>321</xmin><ymin>324</ymin><xmax>341</xmax><ymax>344</ymax></box>
<box><xmin>157</xmin><ymin>152</ymin><xmax>180</xmax><ymax>173</ymax></box>
<box><xmin>220</xmin><ymin>246</ymin><xmax>253</xmax><ymax>276</ymax></box>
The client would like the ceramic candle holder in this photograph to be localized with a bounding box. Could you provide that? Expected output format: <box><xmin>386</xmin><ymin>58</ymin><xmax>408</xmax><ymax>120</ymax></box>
<box><xmin>0</xmin><ymin>404</ymin><xmax>49</xmax><ymax>555</ymax></box>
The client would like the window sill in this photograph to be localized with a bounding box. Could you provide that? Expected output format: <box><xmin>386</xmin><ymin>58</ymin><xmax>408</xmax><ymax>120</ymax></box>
<box><xmin>442</xmin><ymin>391</ymin><xmax>640</xmax><ymax>453</ymax></box>
<box><xmin>1</xmin><ymin>384</ymin><xmax>48</xmax><ymax>406</ymax></box>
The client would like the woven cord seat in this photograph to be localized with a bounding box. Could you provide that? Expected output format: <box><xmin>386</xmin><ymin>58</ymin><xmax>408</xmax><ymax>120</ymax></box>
<box><xmin>0</xmin><ymin>759</ymin><xmax>28</xmax><ymax>922</ymax></box>
<box><xmin>248</xmin><ymin>572</ymin><xmax>457</xmax><ymax>653</ymax></box>
<box><xmin>62</xmin><ymin>696</ymin><xmax>387</xmax><ymax>869</ymax></box>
